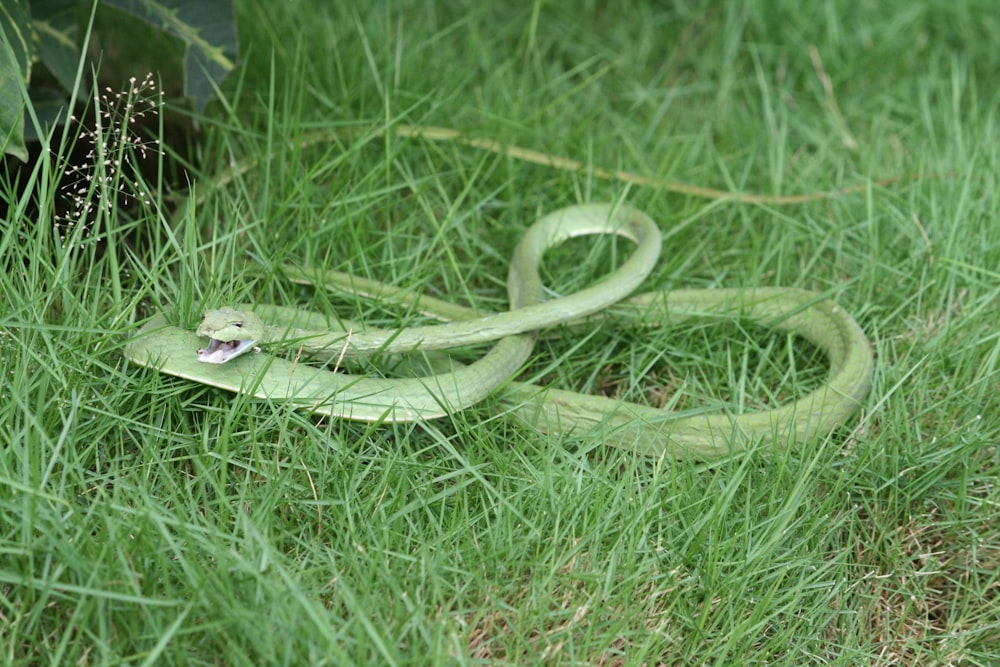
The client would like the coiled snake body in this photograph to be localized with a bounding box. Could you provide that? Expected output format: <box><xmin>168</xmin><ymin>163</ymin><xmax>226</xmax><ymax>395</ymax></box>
<box><xmin>125</xmin><ymin>204</ymin><xmax>873</xmax><ymax>458</ymax></box>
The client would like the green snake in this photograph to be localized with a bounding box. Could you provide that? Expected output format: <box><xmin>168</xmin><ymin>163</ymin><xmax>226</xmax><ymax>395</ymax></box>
<box><xmin>125</xmin><ymin>203</ymin><xmax>874</xmax><ymax>459</ymax></box>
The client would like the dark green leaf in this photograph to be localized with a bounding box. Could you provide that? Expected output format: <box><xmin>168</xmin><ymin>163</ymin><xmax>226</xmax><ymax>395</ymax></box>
<box><xmin>30</xmin><ymin>0</ymin><xmax>82</xmax><ymax>95</ymax></box>
<box><xmin>0</xmin><ymin>0</ymin><xmax>33</xmax><ymax>161</ymax></box>
<box><xmin>102</xmin><ymin>0</ymin><xmax>238</xmax><ymax>111</ymax></box>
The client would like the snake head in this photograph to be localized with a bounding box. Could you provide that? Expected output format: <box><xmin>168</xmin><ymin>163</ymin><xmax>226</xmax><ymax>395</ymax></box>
<box><xmin>196</xmin><ymin>307</ymin><xmax>265</xmax><ymax>364</ymax></box>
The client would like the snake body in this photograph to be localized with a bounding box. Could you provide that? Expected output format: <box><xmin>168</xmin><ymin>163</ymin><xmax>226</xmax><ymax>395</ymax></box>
<box><xmin>125</xmin><ymin>204</ymin><xmax>874</xmax><ymax>459</ymax></box>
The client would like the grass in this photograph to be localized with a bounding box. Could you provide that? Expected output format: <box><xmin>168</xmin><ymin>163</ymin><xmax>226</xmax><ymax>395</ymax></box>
<box><xmin>2</xmin><ymin>1</ymin><xmax>998</xmax><ymax>664</ymax></box>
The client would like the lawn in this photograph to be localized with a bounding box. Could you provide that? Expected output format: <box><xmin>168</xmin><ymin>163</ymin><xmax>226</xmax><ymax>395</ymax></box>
<box><xmin>2</xmin><ymin>1</ymin><xmax>998</xmax><ymax>665</ymax></box>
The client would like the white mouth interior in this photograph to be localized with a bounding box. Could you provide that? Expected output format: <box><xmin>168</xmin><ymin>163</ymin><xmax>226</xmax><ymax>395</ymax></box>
<box><xmin>197</xmin><ymin>337</ymin><xmax>256</xmax><ymax>364</ymax></box>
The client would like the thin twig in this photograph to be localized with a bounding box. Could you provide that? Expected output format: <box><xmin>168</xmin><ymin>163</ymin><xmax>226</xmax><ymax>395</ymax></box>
<box><xmin>194</xmin><ymin>122</ymin><xmax>927</xmax><ymax>210</ymax></box>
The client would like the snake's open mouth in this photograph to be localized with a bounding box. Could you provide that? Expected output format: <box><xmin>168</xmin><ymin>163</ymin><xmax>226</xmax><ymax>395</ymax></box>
<box><xmin>197</xmin><ymin>337</ymin><xmax>257</xmax><ymax>364</ymax></box>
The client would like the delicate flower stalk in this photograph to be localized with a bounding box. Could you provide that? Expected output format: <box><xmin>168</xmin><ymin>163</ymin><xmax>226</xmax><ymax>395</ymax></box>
<box><xmin>55</xmin><ymin>73</ymin><xmax>163</xmax><ymax>248</ymax></box>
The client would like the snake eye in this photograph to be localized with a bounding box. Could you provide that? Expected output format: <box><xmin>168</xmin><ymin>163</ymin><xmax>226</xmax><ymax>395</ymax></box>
<box><xmin>232</xmin><ymin>322</ymin><xmax>242</xmax><ymax>328</ymax></box>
